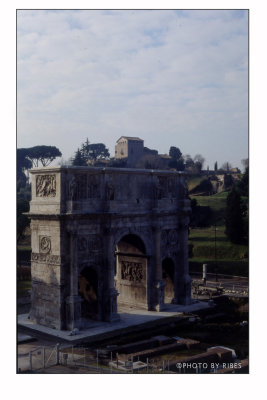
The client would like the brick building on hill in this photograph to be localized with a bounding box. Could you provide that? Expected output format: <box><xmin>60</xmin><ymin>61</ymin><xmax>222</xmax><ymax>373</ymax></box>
<box><xmin>115</xmin><ymin>136</ymin><xmax>171</xmax><ymax>169</ymax></box>
<box><xmin>115</xmin><ymin>136</ymin><xmax>144</xmax><ymax>167</ymax></box>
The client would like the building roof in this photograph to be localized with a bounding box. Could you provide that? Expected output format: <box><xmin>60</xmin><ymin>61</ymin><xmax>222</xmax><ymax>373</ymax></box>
<box><xmin>159</xmin><ymin>154</ymin><xmax>172</xmax><ymax>159</ymax></box>
<box><xmin>116</xmin><ymin>136</ymin><xmax>144</xmax><ymax>143</ymax></box>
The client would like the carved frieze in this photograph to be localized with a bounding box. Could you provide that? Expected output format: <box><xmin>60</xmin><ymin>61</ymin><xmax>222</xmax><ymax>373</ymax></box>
<box><xmin>39</xmin><ymin>236</ymin><xmax>51</xmax><ymax>254</ymax></box>
<box><xmin>121</xmin><ymin>261</ymin><xmax>143</xmax><ymax>283</ymax></box>
<box><xmin>36</xmin><ymin>175</ymin><xmax>56</xmax><ymax>197</ymax></box>
<box><xmin>31</xmin><ymin>252</ymin><xmax>61</xmax><ymax>265</ymax></box>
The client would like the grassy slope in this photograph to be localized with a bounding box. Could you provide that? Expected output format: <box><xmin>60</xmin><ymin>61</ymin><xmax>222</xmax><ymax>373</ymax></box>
<box><xmin>189</xmin><ymin>191</ymin><xmax>248</xmax><ymax>276</ymax></box>
<box><xmin>187</xmin><ymin>175</ymin><xmax>206</xmax><ymax>192</ymax></box>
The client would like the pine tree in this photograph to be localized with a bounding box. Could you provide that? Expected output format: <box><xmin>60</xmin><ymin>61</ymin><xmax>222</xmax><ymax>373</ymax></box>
<box><xmin>225</xmin><ymin>187</ymin><xmax>244</xmax><ymax>244</ymax></box>
<box><xmin>72</xmin><ymin>149</ymin><xmax>87</xmax><ymax>166</ymax></box>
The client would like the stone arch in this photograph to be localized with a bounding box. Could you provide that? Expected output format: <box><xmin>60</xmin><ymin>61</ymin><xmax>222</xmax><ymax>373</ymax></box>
<box><xmin>162</xmin><ymin>257</ymin><xmax>175</xmax><ymax>304</ymax></box>
<box><xmin>115</xmin><ymin>233</ymin><xmax>148</xmax><ymax>310</ymax></box>
<box><xmin>112</xmin><ymin>227</ymin><xmax>152</xmax><ymax>257</ymax></box>
<box><xmin>78</xmin><ymin>266</ymin><xmax>99</xmax><ymax>320</ymax></box>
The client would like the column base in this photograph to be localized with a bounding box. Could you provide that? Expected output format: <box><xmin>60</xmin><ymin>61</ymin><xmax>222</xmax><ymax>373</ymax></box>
<box><xmin>103</xmin><ymin>288</ymin><xmax>120</xmax><ymax>322</ymax></box>
<box><xmin>153</xmin><ymin>279</ymin><xmax>166</xmax><ymax>312</ymax></box>
<box><xmin>176</xmin><ymin>274</ymin><xmax>192</xmax><ymax>305</ymax></box>
<box><xmin>65</xmin><ymin>295</ymin><xmax>82</xmax><ymax>330</ymax></box>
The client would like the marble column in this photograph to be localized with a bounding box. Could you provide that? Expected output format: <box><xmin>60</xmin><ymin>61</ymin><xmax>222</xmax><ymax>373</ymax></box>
<box><xmin>66</xmin><ymin>231</ymin><xmax>82</xmax><ymax>330</ymax></box>
<box><xmin>103</xmin><ymin>229</ymin><xmax>120</xmax><ymax>321</ymax></box>
<box><xmin>153</xmin><ymin>226</ymin><xmax>165</xmax><ymax>311</ymax></box>
<box><xmin>177</xmin><ymin>220</ymin><xmax>192</xmax><ymax>305</ymax></box>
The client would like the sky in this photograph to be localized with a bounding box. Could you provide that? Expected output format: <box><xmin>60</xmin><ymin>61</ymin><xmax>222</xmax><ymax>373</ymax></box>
<box><xmin>17</xmin><ymin>9</ymin><xmax>248</xmax><ymax>169</ymax></box>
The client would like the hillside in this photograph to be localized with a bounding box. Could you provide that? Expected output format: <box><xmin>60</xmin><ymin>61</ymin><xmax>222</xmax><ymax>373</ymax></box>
<box><xmin>189</xmin><ymin>191</ymin><xmax>248</xmax><ymax>277</ymax></box>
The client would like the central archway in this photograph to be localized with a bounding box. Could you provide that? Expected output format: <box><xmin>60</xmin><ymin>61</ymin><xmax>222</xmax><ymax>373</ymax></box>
<box><xmin>115</xmin><ymin>234</ymin><xmax>148</xmax><ymax>310</ymax></box>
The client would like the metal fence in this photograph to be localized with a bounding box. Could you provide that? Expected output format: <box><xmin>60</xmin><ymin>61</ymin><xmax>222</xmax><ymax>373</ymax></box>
<box><xmin>18</xmin><ymin>344</ymin><xmax>60</xmax><ymax>373</ymax></box>
<box><xmin>18</xmin><ymin>344</ymin><xmax>175</xmax><ymax>374</ymax></box>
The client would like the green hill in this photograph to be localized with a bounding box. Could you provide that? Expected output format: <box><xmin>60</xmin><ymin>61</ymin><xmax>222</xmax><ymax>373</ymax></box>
<box><xmin>189</xmin><ymin>191</ymin><xmax>248</xmax><ymax>277</ymax></box>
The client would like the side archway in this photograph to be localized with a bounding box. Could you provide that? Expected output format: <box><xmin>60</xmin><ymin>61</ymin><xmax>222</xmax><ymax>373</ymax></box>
<box><xmin>78</xmin><ymin>267</ymin><xmax>98</xmax><ymax>320</ymax></box>
<box><xmin>162</xmin><ymin>258</ymin><xmax>175</xmax><ymax>304</ymax></box>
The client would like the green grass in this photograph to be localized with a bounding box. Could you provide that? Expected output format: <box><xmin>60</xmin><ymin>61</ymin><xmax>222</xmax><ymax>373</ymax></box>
<box><xmin>189</xmin><ymin>191</ymin><xmax>248</xmax><ymax>276</ymax></box>
<box><xmin>17</xmin><ymin>245</ymin><xmax>31</xmax><ymax>251</ymax></box>
<box><xmin>189</xmin><ymin>227</ymin><xmax>248</xmax><ymax>258</ymax></box>
<box><xmin>191</xmin><ymin>191</ymin><xmax>229</xmax><ymax>225</ymax></box>
<box><xmin>189</xmin><ymin>226</ymin><xmax>248</xmax><ymax>276</ymax></box>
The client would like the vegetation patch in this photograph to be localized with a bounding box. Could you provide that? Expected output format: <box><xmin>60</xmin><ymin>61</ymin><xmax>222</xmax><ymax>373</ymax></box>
<box><xmin>187</xmin><ymin>175</ymin><xmax>206</xmax><ymax>192</ymax></box>
<box><xmin>17</xmin><ymin>280</ymin><xmax>31</xmax><ymax>296</ymax></box>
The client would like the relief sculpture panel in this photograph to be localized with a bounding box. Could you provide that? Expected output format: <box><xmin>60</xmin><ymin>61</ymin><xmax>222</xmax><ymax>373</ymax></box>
<box><xmin>36</xmin><ymin>175</ymin><xmax>56</xmax><ymax>197</ymax></box>
<box><xmin>121</xmin><ymin>261</ymin><xmax>143</xmax><ymax>283</ymax></box>
<box><xmin>161</xmin><ymin>229</ymin><xmax>179</xmax><ymax>257</ymax></box>
<box><xmin>31</xmin><ymin>253</ymin><xmax>61</xmax><ymax>265</ymax></box>
<box><xmin>39</xmin><ymin>236</ymin><xmax>51</xmax><ymax>254</ymax></box>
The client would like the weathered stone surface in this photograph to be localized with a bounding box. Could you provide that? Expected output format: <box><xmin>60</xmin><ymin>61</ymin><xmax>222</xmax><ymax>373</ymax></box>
<box><xmin>28</xmin><ymin>166</ymin><xmax>191</xmax><ymax>330</ymax></box>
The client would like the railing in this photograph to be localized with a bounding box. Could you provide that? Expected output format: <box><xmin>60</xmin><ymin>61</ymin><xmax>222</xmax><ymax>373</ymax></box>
<box><xmin>17</xmin><ymin>344</ymin><xmax>174</xmax><ymax>374</ymax></box>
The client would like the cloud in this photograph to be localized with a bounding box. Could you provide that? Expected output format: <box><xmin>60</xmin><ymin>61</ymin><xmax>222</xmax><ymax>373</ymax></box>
<box><xmin>17</xmin><ymin>9</ymin><xmax>248</xmax><ymax>168</ymax></box>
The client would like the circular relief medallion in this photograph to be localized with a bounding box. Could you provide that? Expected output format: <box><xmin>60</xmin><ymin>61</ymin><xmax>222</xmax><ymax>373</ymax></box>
<box><xmin>40</xmin><ymin>236</ymin><xmax>51</xmax><ymax>253</ymax></box>
<box><xmin>168</xmin><ymin>229</ymin><xmax>178</xmax><ymax>245</ymax></box>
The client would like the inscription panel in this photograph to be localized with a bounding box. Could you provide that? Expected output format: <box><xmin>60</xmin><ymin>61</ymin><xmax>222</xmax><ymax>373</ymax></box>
<box><xmin>77</xmin><ymin>235</ymin><xmax>102</xmax><ymax>253</ymax></box>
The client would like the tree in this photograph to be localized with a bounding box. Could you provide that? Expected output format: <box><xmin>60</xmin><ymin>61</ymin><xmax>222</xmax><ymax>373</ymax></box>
<box><xmin>17</xmin><ymin>199</ymin><xmax>30</xmax><ymax>243</ymax></box>
<box><xmin>169</xmin><ymin>146</ymin><xmax>182</xmax><ymax>160</ymax></box>
<box><xmin>184</xmin><ymin>154</ymin><xmax>194</xmax><ymax>171</ymax></box>
<box><xmin>225</xmin><ymin>187</ymin><xmax>245</xmax><ymax>244</ymax></box>
<box><xmin>214</xmin><ymin>161</ymin><xmax>218</xmax><ymax>171</ymax></box>
<box><xmin>193</xmin><ymin>154</ymin><xmax>205</xmax><ymax>172</ymax></box>
<box><xmin>168</xmin><ymin>146</ymin><xmax>184</xmax><ymax>171</ymax></box>
<box><xmin>221</xmin><ymin>162</ymin><xmax>232</xmax><ymax>172</ymax></box>
<box><xmin>241</xmin><ymin>158</ymin><xmax>249</xmax><ymax>170</ymax></box>
<box><xmin>86</xmin><ymin>143</ymin><xmax>110</xmax><ymax>161</ymax></box>
<box><xmin>17</xmin><ymin>148</ymin><xmax>32</xmax><ymax>189</ymax></box>
<box><xmin>72</xmin><ymin>139</ymin><xmax>110</xmax><ymax>166</ymax></box>
<box><xmin>26</xmin><ymin>145</ymin><xmax>62</xmax><ymax>167</ymax></box>
<box><xmin>72</xmin><ymin>148</ymin><xmax>87</xmax><ymax>166</ymax></box>
<box><xmin>237</xmin><ymin>167</ymin><xmax>249</xmax><ymax>197</ymax></box>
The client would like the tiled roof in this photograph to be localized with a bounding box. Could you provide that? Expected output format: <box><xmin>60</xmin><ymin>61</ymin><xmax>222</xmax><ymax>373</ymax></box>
<box><xmin>117</xmin><ymin>136</ymin><xmax>143</xmax><ymax>142</ymax></box>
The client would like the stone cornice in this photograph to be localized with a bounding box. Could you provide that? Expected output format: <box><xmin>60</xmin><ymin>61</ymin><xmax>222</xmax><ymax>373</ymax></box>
<box><xmin>29</xmin><ymin>165</ymin><xmax>186</xmax><ymax>176</ymax></box>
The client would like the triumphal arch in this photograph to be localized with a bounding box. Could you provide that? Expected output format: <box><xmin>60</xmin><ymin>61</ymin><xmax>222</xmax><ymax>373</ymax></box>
<box><xmin>28</xmin><ymin>166</ymin><xmax>191</xmax><ymax>330</ymax></box>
